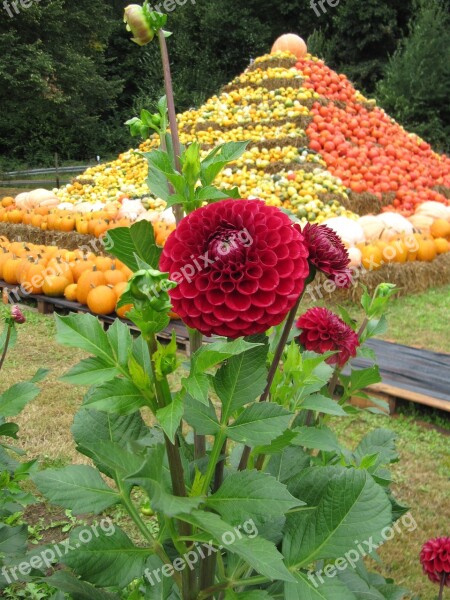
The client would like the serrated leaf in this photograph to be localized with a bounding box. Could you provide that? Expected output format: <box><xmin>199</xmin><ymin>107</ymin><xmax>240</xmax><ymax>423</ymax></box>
<box><xmin>266</xmin><ymin>446</ymin><xmax>311</xmax><ymax>484</ymax></box>
<box><xmin>182</xmin><ymin>372</ymin><xmax>210</xmax><ymax>405</ymax></box>
<box><xmin>284</xmin><ymin>467</ymin><xmax>392</xmax><ymax>567</ymax></box>
<box><xmin>104</xmin><ymin>221</ymin><xmax>161</xmax><ymax>271</ymax></box>
<box><xmin>214</xmin><ymin>341</ymin><xmax>268</xmax><ymax>418</ymax></box>
<box><xmin>183</xmin><ymin>395</ymin><xmax>220</xmax><ymax>435</ymax></box>
<box><xmin>30</xmin><ymin>367</ymin><xmax>49</xmax><ymax>383</ymax></box>
<box><xmin>227</xmin><ymin>403</ymin><xmax>292</xmax><ymax>446</ymax></box>
<box><xmin>0</xmin><ymin>524</ymin><xmax>27</xmax><ymax>555</ymax></box>
<box><xmin>63</xmin><ymin>525</ymin><xmax>151</xmax><ymax>587</ymax></box>
<box><xmin>107</xmin><ymin>318</ymin><xmax>133</xmax><ymax>369</ymax></box>
<box><xmin>32</xmin><ymin>465</ymin><xmax>120</xmax><ymax>514</ymax></box>
<box><xmin>61</xmin><ymin>357</ymin><xmax>120</xmax><ymax>385</ymax></box>
<box><xmin>285</xmin><ymin>572</ymin><xmax>357</xmax><ymax>600</ymax></box>
<box><xmin>44</xmin><ymin>571</ymin><xmax>120</xmax><ymax>600</ymax></box>
<box><xmin>300</xmin><ymin>394</ymin><xmax>347</xmax><ymax>416</ymax></box>
<box><xmin>56</xmin><ymin>313</ymin><xmax>112</xmax><ymax>363</ymax></box>
<box><xmin>0</xmin><ymin>382</ymin><xmax>40</xmax><ymax>417</ymax></box>
<box><xmin>181</xmin><ymin>510</ymin><xmax>295</xmax><ymax>583</ymax></box>
<box><xmin>83</xmin><ymin>378</ymin><xmax>146</xmax><ymax>415</ymax></box>
<box><xmin>349</xmin><ymin>366</ymin><xmax>381</xmax><ymax>392</ymax></box>
<box><xmin>207</xmin><ymin>470</ymin><xmax>303</xmax><ymax>522</ymax></box>
<box><xmin>193</xmin><ymin>339</ymin><xmax>262</xmax><ymax>372</ymax></box>
<box><xmin>156</xmin><ymin>392</ymin><xmax>184</xmax><ymax>443</ymax></box>
<box><xmin>293</xmin><ymin>426</ymin><xmax>342</xmax><ymax>453</ymax></box>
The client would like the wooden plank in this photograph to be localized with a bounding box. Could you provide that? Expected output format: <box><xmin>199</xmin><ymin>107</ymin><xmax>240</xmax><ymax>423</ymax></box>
<box><xmin>368</xmin><ymin>382</ymin><xmax>450</xmax><ymax>413</ymax></box>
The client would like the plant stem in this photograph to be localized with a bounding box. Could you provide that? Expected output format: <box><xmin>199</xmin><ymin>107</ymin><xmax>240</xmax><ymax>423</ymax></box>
<box><xmin>438</xmin><ymin>573</ymin><xmax>446</xmax><ymax>600</ymax></box>
<box><xmin>158</xmin><ymin>29</ymin><xmax>183</xmax><ymax>225</ymax></box>
<box><xmin>239</xmin><ymin>294</ymin><xmax>303</xmax><ymax>471</ymax></box>
<box><xmin>117</xmin><ymin>481</ymin><xmax>182</xmax><ymax>590</ymax></box>
<box><xmin>201</xmin><ymin>430</ymin><xmax>226</xmax><ymax>496</ymax></box>
<box><xmin>198</xmin><ymin>575</ymin><xmax>270</xmax><ymax>599</ymax></box>
<box><xmin>189</xmin><ymin>328</ymin><xmax>206</xmax><ymax>460</ymax></box>
<box><xmin>0</xmin><ymin>324</ymin><xmax>12</xmax><ymax>371</ymax></box>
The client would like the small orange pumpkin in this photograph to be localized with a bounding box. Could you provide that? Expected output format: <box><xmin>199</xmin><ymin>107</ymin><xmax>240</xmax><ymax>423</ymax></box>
<box><xmin>271</xmin><ymin>34</ymin><xmax>307</xmax><ymax>59</ymax></box>
<box><xmin>87</xmin><ymin>285</ymin><xmax>117</xmax><ymax>315</ymax></box>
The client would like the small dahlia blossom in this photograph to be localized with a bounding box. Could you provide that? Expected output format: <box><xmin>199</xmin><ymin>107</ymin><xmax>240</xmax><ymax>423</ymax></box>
<box><xmin>160</xmin><ymin>199</ymin><xmax>309</xmax><ymax>338</ymax></box>
<box><xmin>302</xmin><ymin>222</ymin><xmax>352</xmax><ymax>287</ymax></box>
<box><xmin>11</xmin><ymin>305</ymin><xmax>26</xmax><ymax>324</ymax></box>
<box><xmin>420</xmin><ymin>537</ymin><xmax>450</xmax><ymax>586</ymax></box>
<box><xmin>124</xmin><ymin>5</ymin><xmax>155</xmax><ymax>46</ymax></box>
<box><xmin>296</xmin><ymin>307</ymin><xmax>359</xmax><ymax>367</ymax></box>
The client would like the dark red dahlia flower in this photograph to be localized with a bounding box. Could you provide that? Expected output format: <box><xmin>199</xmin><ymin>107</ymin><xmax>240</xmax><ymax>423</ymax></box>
<box><xmin>302</xmin><ymin>223</ymin><xmax>352</xmax><ymax>287</ymax></box>
<box><xmin>296</xmin><ymin>307</ymin><xmax>359</xmax><ymax>367</ymax></box>
<box><xmin>420</xmin><ymin>537</ymin><xmax>450</xmax><ymax>586</ymax></box>
<box><xmin>160</xmin><ymin>199</ymin><xmax>309</xmax><ymax>338</ymax></box>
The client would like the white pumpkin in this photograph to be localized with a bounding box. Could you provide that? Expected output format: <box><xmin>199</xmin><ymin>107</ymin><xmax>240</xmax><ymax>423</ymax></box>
<box><xmin>348</xmin><ymin>247</ymin><xmax>362</xmax><ymax>268</ymax></box>
<box><xmin>57</xmin><ymin>202</ymin><xmax>75</xmax><ymax>211</ymax></box>
<box><xmin>136</xmin><ymin>210</ymin><xmax>160</xmax><ymax>223</ymax></box>
<box><xmin>415</xmin><ymin>201</ymin><xmax>449</xmax><ymax>221</ymax></box>
<box><xmin>358</xmin><ymin>215</ymin><xmax>385</xmax><ymax>241</ymax></box>
<box><xmin>27</xmin><ymin>188</ymin><xmax>58</xmax><ymax>208</ymax></box>
<box><xmin>322</xmin><ymin>217</ymin><xmax>365</xmax><ymax>247</ymax></box>
<box><xmin>118</xmin><ymin>199</ymin><xmax>145</xmax><ymax>221</ymax></box>
<box><xmin>377</xmin><ymin>212</ymin><xmax>414</xmax><ymax>234</ymax></box>
<box><xmin>158</xmin><ymin>208</ymin><xmax>176</xmax><ymax>224</ymax></box>
<box><xmin>74</xmin><ymin>201</ymin><xmax>105</xmax><ymax>213</ymax></box>
<box><xmin>14</xmin><ymin>192</ymin><xmax>30</xmax><ymax>209</ymax></box>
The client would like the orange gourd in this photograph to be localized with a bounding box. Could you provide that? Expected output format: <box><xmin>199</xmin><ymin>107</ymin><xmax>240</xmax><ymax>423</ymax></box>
<box><xmin>76</xmin><ymin>269</ymin><xmax>107</xmax><ymax>304</ymax></box>
<box><xmin>87</xmin><ymin>285</ymin><xmax>117</xmax><ymax>315</ymax></box>
<box><xmin>271</xmin><ymin>34</ymin><xmax>307</xmax><ymax>60</ymax></box>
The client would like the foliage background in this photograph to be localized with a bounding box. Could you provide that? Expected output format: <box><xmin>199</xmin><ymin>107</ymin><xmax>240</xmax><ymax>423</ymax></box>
<box><xmin>0</xmin><ymin>0</ymin><xmax>449</xmax><ymax>167</ymax></box>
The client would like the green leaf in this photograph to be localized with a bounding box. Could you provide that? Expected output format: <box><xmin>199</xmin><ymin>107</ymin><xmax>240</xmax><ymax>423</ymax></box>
<box><xmin>225</xmin><ymin>592</ymin><xmax>274</xmax><ymax>600</ymax></box>
<box><xmin>184</xmin><ymin>395</ymin><xmax>220</xmax><ymax>435</ymax></box>
<box><xmin>213</xmin><ymin>340</ymin><xmax>268</xmax><ymax>418</ymax></box>
<box><xmin>346</xmin><ymin>366</ymin><xmax>382</xmax><ymax>394</ymax></box>
<box><xmin>181</xmin><ymin>142</ymin><xmax>201</xmax><ymax>187</ymax></box>
<box><xmin>127</xmin><ymin>458</ymin><xmax>202</xmax><ymax>517</ymax></box>
<box><xmin>81</xmin><ymin>441</ymin><xmax>145</xmax><ymax>480</ymax></box>
<box><xmin>293</xmin><ymin>426</ymin><xmax>342</xmax><ymax>453</ymax></box>
<box><xmin>182</xmin><ymin>372</ymin><xmax>210</xmax><ymax>405</ymax></box>
<box><xmin>195</xmin><ymin>186</ymin><xmax>231</xmax><ymax>202</ymax></box>
<box><xmin>181</xmin><ymin>510</ymin><xmax>295</xmax><ymax>583</ymax></box>
<box><xmin>284</xmin><ymin>467</ymin><xmax>392</xmax><ymax>567</ymax></box>
<box><xmin>285</xmin><ymin>572</ymin><xmax>357</xmax><ymax>600</ymax></box>
<box><xmin>253</xmin><ymin>429</ymin><xmax>298</xmax><ymax>455</ymax></box>
<box><xmin>300</xmin><ymin>394</ymin><xmax>347</xmax><ymax>416</ymax></box>
<box><xmin>44</xmin><ymin>571</ymin><xmax>120</xmax><ymax>600</ymax></box>
<box><xmin>227</xmin><ymin>403</ymin><xmax>292</xmax><ymax>446</ymax></box>
<box><xmin>207</xmin><ymin>470</ymin><xmax>303</xmax><ymax>522</ymax></box>
<box><xmin>56</xmin><ymin>313</ymin><xmax>112</xmax><ymax>363</ymax></box>
<box><xmin>0</xmin><ymin>422</ymin><xmax>19</xmax><ymax>439</ymax></box>
<box><xmin>193</xmin><ymin>339</ymin><xmax>263</xmax><ymax>373</ymax></box>
<box><xmin>0</xmin><ymin>382</ymin><xmax>40</xmax><ymax>417</ymax></box>
<box><xmin>62</xmin><ymin>525</ymin><xmax>151</xmax><ymax>587</ymax></box>
<box><xmin>104</xmin><ymin>221</ymin><xmax>161</xmax><ymax>272</ymax></box>
<box><xmin>61</xmin><ymin>357</ymin><xmax>120</xmax><ymax>385</ymax></box>
<box><xmin>142</xmin><ymin>555</ymin><xmax>176</xmax><ymax>599</ymax></box>
<box><xmin>30</xmin><ymin>367</ymin><xmax>50</xmax><ymax>383</ymax></box>
<box><xmin>266</xmin><ymin>446</ymin><xmax>311</xmax><ymax>484</ymax></box>
<box><xmin>354</xmin><ymin>429</ymin><xmax>398</xmax><ymax>466</ymax></box>
<box><xmin>84</xmin><ymin>378</ymin><xmax>147</xmax><ymax>415</ymax></box>
<box><xmin>0</xmin><ymin>524</ymin><xmax>27</xmax><ymax>554</ymax></box>
<box><xmin>32</xmin><ymin>465</ymin><xmax>120</xmax><ymax>514</ymax></box>
<box><xmin>363</xmin><ymin>316</ymin><xmax>388</xmax><ymax>340</ymax></box>
<box><xmin>200</xmin><ymin>142</ymin><xmax>249</xmax><ymax>186</ymax></box>
<box><xmin>156</xmin><ymin>392</ymin><xmax>184</xmax><ymax>444</ymax></box>
<box><xmin>107</xmin><ymin>319</ymin><xmax>133</xmax><ymax>370</ymax></box>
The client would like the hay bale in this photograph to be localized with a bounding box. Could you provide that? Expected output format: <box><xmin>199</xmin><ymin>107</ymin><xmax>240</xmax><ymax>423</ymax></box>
<box><xmin>0</xmin><ymin>223</ymin><xmax>103</xmax><ymax>254</ymax></box>
<box><xmin>310</xmin><ymin>253</ymin><xmax>450</xmax><ymax>304</ymax></box>
<box><xmin>340</xmin><ymin>192</ymin><xmax>381</xmax><ymax>215</ymax></box>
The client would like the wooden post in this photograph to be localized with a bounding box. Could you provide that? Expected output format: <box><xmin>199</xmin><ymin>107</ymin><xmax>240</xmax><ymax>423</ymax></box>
<box><xmin>54</xmin><ymin>152</ymin><xmax>60</xmax><ymax>188</ymax></box>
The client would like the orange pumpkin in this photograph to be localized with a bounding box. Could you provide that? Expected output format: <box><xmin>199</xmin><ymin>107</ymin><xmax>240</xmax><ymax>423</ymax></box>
<box><xmin>42</xmin><ymin>275</ymin><xmax>70</xmax><ymax>297</ymax></box>
<box><xmin>417</xmin><ymin>239</ymin><xmax>437</xmax><ymax>262</ymax></box>
<box><xmin>87</xmin><ymin>285</ymin><xmax>117</xmax><ymax>315</ymax></box>
<box><xmin>76</xmin><ymin>269</ymin><xmax>107</xmax><ymax>304</ymax></box>
<box><xmin>116</xmin><ymin>303</ymin><xmax>133</xmax><ymax>319</ymax></box>
<box><xmin>271</xmin><ymin>34</ymin><xmax>307</xmax><ymax>60</ymax></box>
<box><xmin>430</xmin><ymin>219</ymin><xmax>450</xmax><ymax>240</ymax></box>
<box><xmin>434</xmin><ymin>238</ymin><xmax>450</xmax><ymax>254</ymax></box>
<box><xmin>64</xmin><ymin>283</ymin><xmax>78</xmax><ymax>301</ymax></box>
<box><xmin>360</xmin><ymin>244</ymin><xmax>383</xmax><ymax>271</ymax></box>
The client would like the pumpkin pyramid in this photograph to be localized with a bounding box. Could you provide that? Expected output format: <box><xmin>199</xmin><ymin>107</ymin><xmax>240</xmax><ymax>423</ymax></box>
<box><xmin>54</xmin><ymin>50</ymin><xmax>450</xmax><ymax>224</ymax></box>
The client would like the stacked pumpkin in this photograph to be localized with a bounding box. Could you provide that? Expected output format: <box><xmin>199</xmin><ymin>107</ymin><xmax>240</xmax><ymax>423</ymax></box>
<box><xmin>0</xmin><ymin>237</ymin><xmax>135</xmax><ymax>317</ymax></box>
<box><xmin>323</xmin><ymin>202</ymin><xmax>450</xmax><ymax>270</ymax></box>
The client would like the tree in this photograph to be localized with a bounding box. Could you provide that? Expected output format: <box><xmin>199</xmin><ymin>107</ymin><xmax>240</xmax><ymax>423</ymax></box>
<box><xmin>376</xmin><ymin>0</ymin><xmax>450</xmax><ymax>151</ymax></box>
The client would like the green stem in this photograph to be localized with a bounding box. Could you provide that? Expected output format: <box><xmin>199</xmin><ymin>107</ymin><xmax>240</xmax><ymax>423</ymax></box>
<box><xmin>200</xmin><ymin>430</ymin><xmax>227</xmax><ymax>496</ymax></box>
<box><xmin>240</xmin><ymin>293</ymin><xmax>303</xmax><ymax>471</ymax></box>
<box><xmin>0</xmin><ymin>324</ymin><xmax>12</xmax><ymax>371</ymax></box>
<box><xmin>158</xmin><ymin>29</ymin><xmax>183</xmax><ymax>226</ymax></box>
<box><xmin>198</xmin><ymin>575</ymin><xmax>270</xmax><ymax>599</ymax></box>
<box><xmin>117</xmin><ymin>481</ymin><xmax>182</xmax><ymax>590</ymax></box>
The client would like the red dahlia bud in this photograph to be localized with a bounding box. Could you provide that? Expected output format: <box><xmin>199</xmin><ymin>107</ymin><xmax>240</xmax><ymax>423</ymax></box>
<box><xmin>302</xmin><ymin>223</ymin><xmax>352</xmax><ymax>288</ymax></box>
<box><xmin>11</xmin><ymin>305</ymin><xmax>26</xmax><ymax>324</ymax></box>
<box><xmin>296</xmin><ymin>307</ymin><xmax>359</xmax><ymax>367</ymax></box>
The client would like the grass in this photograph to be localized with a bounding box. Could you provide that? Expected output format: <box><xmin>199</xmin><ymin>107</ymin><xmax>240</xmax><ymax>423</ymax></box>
<box><xmin>0</xmin><ymin>287</ymin><xmax>449</xmax><ymax>599</ymax></box>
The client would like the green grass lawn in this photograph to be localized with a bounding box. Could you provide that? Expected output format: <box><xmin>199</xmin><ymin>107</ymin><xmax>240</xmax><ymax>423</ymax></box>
<box><xmin>1</xmin><ymin>286</ymin><xmax>449</xmax><ymax>599</ymax></box>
